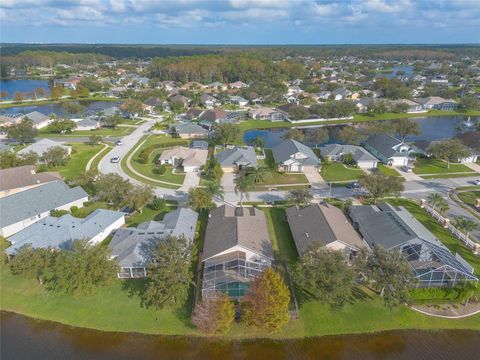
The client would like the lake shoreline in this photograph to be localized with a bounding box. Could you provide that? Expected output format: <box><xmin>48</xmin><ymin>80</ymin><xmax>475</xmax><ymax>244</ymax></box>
<box><xmin>2</xmin><ymin>308</ymin><xmax>478</xmax><ymax>340</ymax></box>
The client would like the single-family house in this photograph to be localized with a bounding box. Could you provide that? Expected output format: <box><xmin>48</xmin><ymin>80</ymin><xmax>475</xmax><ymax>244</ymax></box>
<box><xmin>229</xmin><ymin>95</ymin><xmax>249</xmax><ymax>106</ymax></box>
<box><xmin>5</xmin><ymin>209</ymin><xmax>125</xmax><ymax>256</ymax></box>
<box><xmin>143</xmin><ymin>97</ymin><xmax>164</xmax><ymax>113</ymax></box>
<box><xmin>109</xmin><ymin>208</ymin><xmax>198</xmax><ymax>278</ymax></box>
<box><xmin>415</xmin><ymin>97</ymin><xmax>457</xmax><ymax>111</ymax></box>
<box><xmin>0</xmin><ymin>114</ymin><xmax>23</xmax><ymax>127</ymax></box>
<box><xmin>18</xmin><ymin>138</ymin><xmax>72</xmax><ymax>157</ymax></box>
<box><xmin>0</xmin><ymin>181</ymin><xmax>88</xmax><ymax>237</ymax></box>
<box><xmin>54</xmin><ymin>76</ymin><xmax>82</xmax><ymax>90</ymax></box>
<box><xmin>215</xmin><ymin>146</ymin><xmax>257</xmax><ymax>172</ymax></box>
<box><xmin>415</xmin><ymin>139</ymin><xmax>478</xmax><ymax>163</ymax></box>
<box><xmin>355</xmin><ymin>98</ymin><xmax>373</xmax><ymax>113</ymax></box>
<box><xmin>75</xmin><ymin>117</ymin><xmax>100</xmax><ymax>131</ymax></box>
<box><xmin>229</xmin><ymin>81</ymin><xmax>248</xmax><ymax>89</ymax></box>
<box><xmin>173</xmin><ymin>122</ymin><xmax>209</xmax><ymax>139</ymax></box>
<box><xmin>200</xmin><ymin>94</ymin><xmax>219</xmax><ymax>107</ymax></box>
<box><xmin>286</xmin><ymin>203</ymin><xmax>368</xmax><ymax>257</ymax></box>
<box><xmin>392</xmin><ymin>99</ymin><xmax>426</xmax><ymax>113</ymax></box>
<box><xmin>315</xmin><ymin>91</ymin><xmax>332</xmax><ymax>100</ymax></box>
<box><xmin>332</xmin><ymin>88</ymin><xmax>351</xmax><ymax>100</ymax></box>
<box><xmin>271</xmin><ymin>139</ymin><xmax>320</xmax><ymax>172</ymax></box>
<box><xmin>320</xmin><ymin>144</ymin><xmax>379</xmax><ymax>169</ymax></box>
<box><xmin>24</xmin><ymin>111</ymin><xmax>52</xmax><ymax>129</ymax></box>
<box><xmin>190</xmin><ymin>140</ymin><xmax>209</xmax><ymax>150</ymax></box>
<box><xmin>0</xmin><ymin>165</ymin><xmax>61</xmax><ymax>198</ymax></box>
<box><xmin>199</xmin><ymin>108</ymin><xmax>228</xmax><ymax>124</ymax></box>
<box><xmin>205</xmin><ymin>82</ymin><xmax>227</xmax><ymax>91</ymax></box>
<box><xmin>201</xmin><ymin>205</ymin><xmax>273</xmax><ymax>299</ymax></box>
<box><xmin>349</xmin><ymin>203</ymin><xmax>478</xmax><ymax>288</ymax></box>
<box><xmin>249</xmin><ymin>108</ymin><xmax>288</xmax><ymax>121</ymax></box>
<box><xmin>169</xmin><ymin>94</ymin><xmax>191</xmax><ymax>108</ymax></box>
<box><xmin>364</xmin><ymin>134</ymin><xmax>415</xmax><ymax>167</ymax></box>
<box><xmin>157</xmin><ymin>146</ymin><xmax>208</xmax><ymax>173</ymax></box>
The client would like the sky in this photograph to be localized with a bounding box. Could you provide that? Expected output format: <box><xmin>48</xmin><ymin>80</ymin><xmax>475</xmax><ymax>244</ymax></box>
<box><xmin>1</xmin><ymin>0</ymin><xmax>479</xmax><ymax>44</ymax></box>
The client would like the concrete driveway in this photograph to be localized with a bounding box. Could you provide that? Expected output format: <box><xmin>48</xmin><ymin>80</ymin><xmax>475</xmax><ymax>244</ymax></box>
<box><xmin>221</xmin><ymin>173</ymin><xmax>236</xmax><ymax>192</ymax></box>
<box><xmin>304</xmin><ymin>167</ymin><xmax>325</xmax><ymax>188</ymax></box>
<box><xmin>179</xmin><ymin>172</ymin><xmax>200</xmax><ymax>192</ymax></box>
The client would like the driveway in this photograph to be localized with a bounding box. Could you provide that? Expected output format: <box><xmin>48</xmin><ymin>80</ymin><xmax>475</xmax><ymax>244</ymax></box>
<box><xmin>397</xmin><ymin>168</ymin><xmax>423</xmax><ymax>181</ymax></box>
<box><xmin>221</xmin><ymin>173</ymin><xmax>236</xmax><ymax>192</ymax></box>
<box><xmin>179</xmin><ymin>172</ymin><xmax>200</xmax><ymax>192</ymax></box>
<box><xmin>304</xmin><ymin>167</ymin><xmax>325</xmax><ymax>188</ymax></box>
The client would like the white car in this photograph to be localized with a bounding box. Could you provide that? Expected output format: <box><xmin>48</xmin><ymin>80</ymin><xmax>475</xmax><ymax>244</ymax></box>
<box><xmin>115</xmin><ymin>140</ymin><xmax>123</xmax><ymax>146</ymax></box>
<box><xmin>473</xmin><ymin>179</ymin><xmax>480</xmax><ymax>186</ymax></box>
<box><xmin>110</xmin><ymin>156</ymin><xmax>120</xmax><ymax>163</ymax></box>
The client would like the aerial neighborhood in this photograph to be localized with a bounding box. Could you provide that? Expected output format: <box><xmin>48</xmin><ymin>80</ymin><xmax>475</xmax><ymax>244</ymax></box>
<box><xmin>1</xmin><ymin>44</ymin><xmax>479</xmax><ymax>339</ymax></box>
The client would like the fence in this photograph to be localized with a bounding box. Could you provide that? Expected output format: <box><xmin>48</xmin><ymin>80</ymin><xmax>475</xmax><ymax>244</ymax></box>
<box><xmin>423</xmin><ymin>204</ymin><xmax>479</xmax><ymax>253</ymax></box>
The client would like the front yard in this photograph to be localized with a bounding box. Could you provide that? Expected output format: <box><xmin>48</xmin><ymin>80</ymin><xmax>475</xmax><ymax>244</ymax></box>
<box><xmin>320</xmin><ymin>163</ymin><xmax>365</xmax><ymax>182</ymax></box>
<box><xmin>377</xmin><ymin>163</ymin><xmax>402</xmax><ymax>177</ymax></box>
<box><xmin>413</xmin><ymin>159</ymin><xmax>476</xmax><ymax>178</ymax></box>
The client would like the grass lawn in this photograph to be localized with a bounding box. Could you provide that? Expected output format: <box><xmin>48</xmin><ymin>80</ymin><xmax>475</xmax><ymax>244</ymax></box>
<box><xmin>126</xmin><ymin>204</ymin><xmax>178</xmax><ymax>227</ymax></box>
<box><xmin>131</xmin><ymin>149</ymin><xmax>185</xmax><ymax>185</ymax></box>
<box><xmin>378</xmin><ymin>163</ymin><xmax>402</xmax><ymax>177</ymax></box>
<box><xmin>263</xmin><ymin>207</ymin><xmax>298</xmax><ymax>263</ymax></box>
<box><xmin>413</xmin><ymin>159</ymin><xmax>474</xmax><ymax>175</ymax></box>
<box><xmin>38</xmin><ymin>126</ymin><xmax>135</xmax><ymax>138</ymax></box>
<box><xmin>256</xmin><ymin>149</ymin><xmax>309</xmax><ymax>186</ymax></box>
<box><xmin>387</xmin><ymin>198</ymin><xmax>480</xmax><ymax>276</ymax></box>
<box><xmin>457</xmin><ymin>191</ymin><xmax>480</xmax><ymax>208</ymax></box>
<box><xmin>321</xmin><ymin>163</ymin><xmax>365</xmax><ymax>182</ymax></box>
<box><xmin>47</xmin><ymin>143</ymin><xmax>103</xmax><ymax>180</ymax></box>
<box><xmin>71</xmin><ymin>201</ymin><xmax>111</xmax><ymax>218</ymax></box>
<box><xmin>421</xmin><ymin>173</ymin><xmax>478</xmax><ymax>180</ymax></box>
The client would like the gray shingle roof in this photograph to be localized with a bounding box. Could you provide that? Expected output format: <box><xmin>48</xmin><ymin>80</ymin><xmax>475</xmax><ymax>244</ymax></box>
<box><xmin>272</xmin><ymin>139</ymin><xmax>320</xmax><ymax>166</ymax></box>
<box><xmin>215</xmin><ymin>146</ymin><xmax>258</xmax><ymax>168</ymax></box>
<box><xmin>0</xmin><ymin>181</ymin><xmax>88</xmax><ymax>229</ymax></box>
<box><xmin>24</xmin><ymin>111</ymin><xmax>49</xmax><ymax>125</ymax></box>
<box><xmin>108</xmin><ymin>208</ymin><xmax>198</xmax><ymax>268</ymax></box>
<box><xmin>175</xmin><ymin>122</ymin><xmax>208</xmax><ymax>135</ymax></box>
<box><xmin>18</xmin><ymin>139</ymin><xmax>71</xmax><ymax>157</ymax></box>
<box><xmin>286</xmin><ymin>203</ymin><xmax>366</xmax><ymax>255</ymax></box>
<box><xmin>320</xmin><ymin>144</ymin><xmax>378</xmax><ymax>162</ymax></box>
<box><xmin>202</xmin><ymin>205</ymin><xmax>273</xmax><ymax>261</ymax></box>
<box><xmin>364</xmin><ymin>134</ymin><xmax>403</xmax><ymax>158</ymax></box>
<box><xmin>6</xmin><ymin>209</ymin><xmax>124</xmax><ymax>255</ymax></box>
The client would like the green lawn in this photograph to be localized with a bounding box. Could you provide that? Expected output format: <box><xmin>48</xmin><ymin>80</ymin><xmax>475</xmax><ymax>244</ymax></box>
<box><xmin>457</xmin><ymin>191</ymin><xmax>480</xmax><ymax>208</ymax></box>
<box><xmin>126</xmin><ymin>204</ymin><xmax>178</xmax><ymax>227</ymax></box>
<box><xmin>71</xmin><ymin>201</ymin><xmax>111</xmax><ymax>218</ymax></box>
<box><xmin>413</xmin><ymin>159</ymin><xmax>474</xmax><ymax>175</ymax></box>
<box><xmin>387</xmin><ymin>198</ymin><xmax>480</xmax><ymax>276</ymax></box>
<box><xmin>321</xmin><ymin>163</ymin><xmax>365</xmax><ymax>182</ymax></box>
<box><xmin>421</xmin><ymin>173</ymin><xmax>478</xmax><ymax>180</ymax></box>
<box><xmin>377</xmin><ymin>163</ymin><xmax>402</xmax><ymax>177</ymax></box>
<box><xmin>253</xmin><ymin>149</ymin><xmax>309</xmax><ymax>186</ymax></box>
<box><xmin>131</xmin><ymin>149</ymin><xmax>185</xmax><ymax>185</ymax></box>
<box><xmin>38</xmin><ymin>126</ymin><xmax>135</xmax><ymax>138</ymax></box>
<box><xmin>263</xmin><ymin>207</ymin><xmax>298</xmax><ymax>263</ymax></box>
<box><xmin>46</xmin><ymin>143</ymin><xmax>103</xmax><ymax>180</ymax></box>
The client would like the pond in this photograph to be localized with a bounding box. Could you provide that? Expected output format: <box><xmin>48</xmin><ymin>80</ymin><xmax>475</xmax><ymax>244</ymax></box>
<box><xmin>0</xmin><ymin>79</ymin><xmax>51</xmax><ymax>99</ymax></box>
<box><xmin>0</xmin><ymin>100</ymin><xmax>123</xmax><ymax>117</ymax></box>
<box><xmin>377</xmin><ymin>65</ymin><xmax>415</xmax><ymax>79</ymax></box>
<box><xmin>243</xmin><ymin>116</ymin><xmax>479</xmax><ymax>148</ymax></box>
<box><xmin>1</xmin><ymin>312</ymin><xmax>479</xmax><ymax>360</ymax></box>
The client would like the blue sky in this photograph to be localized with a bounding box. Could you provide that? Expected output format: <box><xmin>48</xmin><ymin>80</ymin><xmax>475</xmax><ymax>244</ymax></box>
<box><xmin>1</xmin><ymin>0</ymin><xmax>479</xmax><ymax>44</ymax></box>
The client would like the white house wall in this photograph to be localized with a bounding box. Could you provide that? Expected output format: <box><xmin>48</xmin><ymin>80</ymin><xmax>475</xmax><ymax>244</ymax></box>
<box><xmin>89</xmin><ymin>216</ymin><xmax>125</xmax><ymax>245</ymax></box>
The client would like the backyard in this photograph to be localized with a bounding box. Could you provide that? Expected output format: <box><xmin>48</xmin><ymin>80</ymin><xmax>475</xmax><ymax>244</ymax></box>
<box><xmin>320</xmin><ymin>163</ymin><xmax>365</xmax><ymax>182</ymax></box>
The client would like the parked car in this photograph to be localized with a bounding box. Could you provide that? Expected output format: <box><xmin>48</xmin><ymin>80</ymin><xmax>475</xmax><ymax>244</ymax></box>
<box><xmin>472</xmin><ymin>179</ymin><xmax>480</xmax><ymax>186</ymax></box>
<box><xmin>110</xmin><ymin>156</ymin><xmax>120</xmax><ymax>163</ymax></box>
<box><xmin>346</xmin><ymin>182</ymin><xmax>360</xmax><ymax>189</ymax></box>
<box><xmin>115</xmin><ymin>140</ymin><xmax>123</xmax><ymax>146</ymax></box>
<box><xmin>401</xmin><ymin>166</ymin><xmax>412</xmax><ymax>172</ymax></box>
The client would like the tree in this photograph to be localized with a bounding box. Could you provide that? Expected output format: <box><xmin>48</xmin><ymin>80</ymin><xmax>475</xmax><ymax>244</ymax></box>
<box><xmin>286</xmin><ymin>188</ymin><xmax>313</xmax><ymax>206</ymax></box>
<box><xmin>356</xmin><ymin>246</ymin><xmax>416</xmax><ymax>308</ymax></box>
<box><xmin>101</xmin><ymin>114</ymin><xmax>122</xmax><ymax>129</ymax></box>
<box><xmin>61</xmin><ymin>101</ymin><xmax>85</xmax><ymax>115</ymax></box>
<box><xmin>427</xmin><ymin>193</ymin><xmax>449</xmax><ymax>214</ymax></box>
<box><xmin>336</xmin><ymin>126</ymin><xmax>364</xmax><ymax>145</ymax></box>
<box><xmin>50</xmin><ymin>86</ymin><xmax>64</xmax><ymax>99</ymax></box>
<box><xmin>187</xmin><ymin>187</ymin><xmax>214</xmax><ymax>211</ymax></box>
<box><xmin>427</xmin><ymin>139</ymin><xmax>471</xmax><ymax>169</ymax></box>
<box><xmin>248</xmin><ymin>135</ymin><xmax>265</xmax><ymax>148</ymax></box>
<box><xmin>48</xmin><ymin>118</ymin><xmax>77</xmax><ymax>133</ymax></box>
<box><xmin>359</xmin><ymin>172</ymin><xmax>404</xmax><ymax>203</ymax></box>
<box><xmin>34</xmin><ymin>87</ymin><xmax>45</xmax><ymax>99</ymax></box>
<box><xmin>149</xmin><ymin>196</ymin><xmax>166</xmax><ymax>211</ymax></box>
<box><xmin>13</xmin><ymin>91</ymin><xmax>24</xmax><ymax>102</ymax></box>
<box><xmin>205</xmin><ymin>180</ymin><xmax>224</xmax><ymax>200</ymax></box>
<box><xmin>88</xmin><ymin>134</ymin><xmax>103</xmax><ymax>146</ymax></box>
<box><xmin>6</xmin><ymin>118</ymin><xmax>37</xmax><ymax>144</ymax></box>
<box><xmin>294</xmin><ymin>245</ymin><xmax>355</xmax><ymax>310</ymax></box>
<box><xmin>121</xmin><ymin>99</ymin><xmax>144</xmax><ymax>116</ymax></box>
<box><xmin>0</xmin><ymin>151</ymin><xmax>38</xmax><ymax>169</ymax></box>
<box><xmin>192</xmin><ymin>294</ymin><xmax>235</xmax><ymax>334</ymax></box>
<box><xmin>245</xmin><ymin>166</ymin><xmax>271</xmax><ymax>184</ymax></box>
<box><xmin>143</xmin><ymin>236</ymin><xmax>192</xmax><ymax>309</ymax></box>
<box><xmin>241</xmin><ymin>268</ymin><xmax>290</xmax><ymax>332</ymax></box>
<box><xmin>393</xmin><ymin>119</ymin><xmax>421</xmax><ymax>142</ymax></box>
<box><xmin>213</xmin><ymin>123</ymin><xmax>240</xmax><ymax>148</ymax></box>
<box><xmin>41</xmin><ymin>146</ymin><xmax>70</xmax><ymax>167</ymax></box>
<box><xmin>288</xmin><ymin>106</ymin><xmax>310</xmax><ymax>120</ymax></box>
<box><xmin>307</xmin><ymin>128</ymin><xmax>329</xmax><ymax>148</ymax></box>
<box><xmin>234</xmin><ymin>173</ymin><xmax>255</xmax><ymax>206</ymax></box>
<box><xmin>124</xmin><ymin>184</ymin><xmax>154</xmax><ymax>213</ymax></box>
<box><xmin>43</xmin><ymin>240</ymin><xmax>118</xmax><ymax>295</ymax></box>
<box><xmin>202</xmin><ymin>158</ymin><xmax>223</xmax><ymax>182</ymax></box>
<box><xmin>0</xmin><ymin>90</ymin><xmax>8</xmax><ymax>99</ymax></box>
<box><xmin>282</xmin><ymin>128</ymin><xmax>304</xmax><ymax>142</ymax></box>
<box><xmin>170</xmin><ymin>100</ymin><xmax>185</xmax><ymax>115</ymax></box>
<box><xmin>94</xmin><ymin>173</ymin><xmax>132</xmax><ymax>207</ymax></box>
<box><xmin>453</xmin><ymin>216</ymin><xmax>479</xmax><ymax>239</ymax></box>
<box><xmin>459</xmin><ymin>97</ymin><xmax>480</xmax><ymax>111</ymax></box>
<box><xmin>9</xmin><ymin>246</ymin><xmax>55</xmax><ymax>284</ymax></box>
<box><xmin>73</xmin><ymin>170</ymin><xmax>96</xmax><ymax>194</ymax></box>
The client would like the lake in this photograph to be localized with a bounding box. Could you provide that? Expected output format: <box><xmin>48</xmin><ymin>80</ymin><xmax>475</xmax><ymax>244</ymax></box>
<box><xmin>0</xmin><ymin>100</ymin><xmax>123</xmax><ymax>117</ymax></box>
<box><xmin>244</xmin><ymin>116</ymin><xmax>479</xmax><ymax>148</ymax></box>
<box><xmin>1</xmin><ymin>312</ymin><xmax>479</xmax><ymax>360</ymax></box>
<box><xmin>0</xmin><ymin>79</ymin><xmax>50</xmax><ymax>99</ymax></box>
<box><xmin>378</xmin><ymin>65</ymin><xmax>415</xmax><ymax>79</ymax></box>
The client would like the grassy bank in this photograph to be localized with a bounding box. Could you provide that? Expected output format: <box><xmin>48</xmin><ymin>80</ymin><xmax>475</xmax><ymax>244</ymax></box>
<box><xmin>0</xmin><ymin>96</ymin><xmax>119</xmax><ymax>109</ymax></box>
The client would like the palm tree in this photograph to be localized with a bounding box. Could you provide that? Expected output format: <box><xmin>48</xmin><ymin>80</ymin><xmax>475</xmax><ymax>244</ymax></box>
<box><xmin>245</xmin><ymin>166</ymin><xmax>271</xmax><ymax>184</ymax></box>
<box><xmin>248</xmin><ymin>135</ymin><xmax>265</xmax><ymax>149</ymax></box>
<box><xmin>427</xmin><ymin>193</ymin><xmax>449</xmax><ymax>214</ymax></box>
<box><xmin>205</xmin><ymin>180</ymin><xmax>224</xmax><ymax>200</ymax></box>
<box><xmin>453</xmin><ymin>216</ymin><xmax>480</xmax><ymax>240</ymax></box>
<box><xmin>234</xmin><ymin>173</ymin><xmax>254</xmax><ymax>206</ymax></box>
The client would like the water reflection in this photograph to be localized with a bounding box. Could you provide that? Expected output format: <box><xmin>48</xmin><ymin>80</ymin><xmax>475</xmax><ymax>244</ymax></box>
<box><xmin>1</xmin><ymin>312</ymin><xmax>479</xmax><ymax>360</ymax></box>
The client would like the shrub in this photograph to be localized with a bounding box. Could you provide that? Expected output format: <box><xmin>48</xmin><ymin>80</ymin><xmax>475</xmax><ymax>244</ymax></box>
<box><xmin>149</xmin><ymin>196</ymin><xmax>166</xmax><ymax>211</ymax></box>
<box><xmin>50</xmin><ymin>209</ymin><xmax>69</xmax><ymax>217</ymax></box>
<box><xmin>153</xmin><ymin>164</ymin><xmax>167</xmax><ymax>175</ymax></box>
